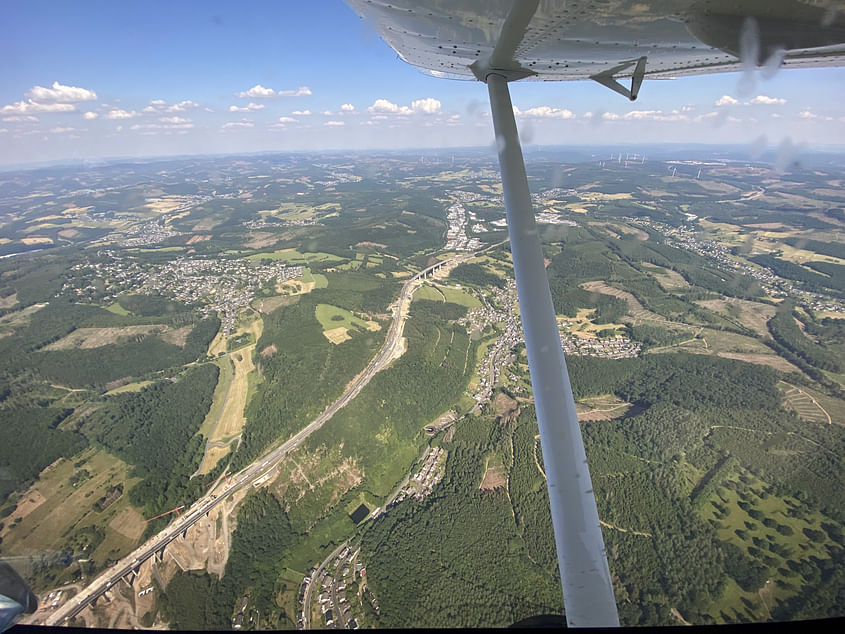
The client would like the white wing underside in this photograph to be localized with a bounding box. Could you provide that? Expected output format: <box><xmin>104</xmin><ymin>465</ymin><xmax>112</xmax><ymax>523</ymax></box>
<box><xmin>346</xmin><ymin>0</ymin><xmax>845</xmax><ymax>82</ymax></box>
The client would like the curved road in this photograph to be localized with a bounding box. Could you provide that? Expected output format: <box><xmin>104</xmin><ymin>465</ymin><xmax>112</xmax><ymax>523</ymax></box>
<box><xmin>45</xmin><ymin>255</ymin><xmax>463</xmax><ymax>626</ymax></box>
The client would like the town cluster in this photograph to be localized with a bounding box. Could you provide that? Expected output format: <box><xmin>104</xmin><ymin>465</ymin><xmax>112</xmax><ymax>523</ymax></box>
<box><xmin>443</xmin><ymin>201</ymin><xmax>485</xmax><ymax>252</ymax></box>
<box><xmin>457</xmin><ymin>279</ymin><xmax>522</xmax><ymax>405</ymax></box>
<box><xmin>632</xmin><ymin>218</ymin><xmax>845</xmax><ymax>315</ymax></box>
<box><xmin>391</xmin><ymin>446</ymin><xmax>446</xmax><ymax>505</ymax></box>
<box><xmin>298</xmin><ymin>545</ymin><xmax>370</xmax><ymax>630</ymax></box>
<box><xmin>560</xmin><ymin>332</ymin><xmax>642</xmax><ymax>358</ymax></box>
<box><xmin>63</xmin><ymin>252</ymin><xmax>303</xmax><ymax>333</ymax></box>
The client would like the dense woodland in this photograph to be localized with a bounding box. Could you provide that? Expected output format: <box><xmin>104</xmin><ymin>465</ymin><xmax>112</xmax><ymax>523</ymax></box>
<box><xmin>234</xmin><ymin>294</ymin><xmax>385</xmax><ymax>469</ymax></box>
<box><xmin>0</xmin><ymin>408</ymin><xmax>83</xmax><ymax>503</ymax></box>
<box><xmin>82</xmin><ymin>364</ymin><xmax>218</xmax><ymax>516</ymax></box>
<box><xmin>767</xmin><ymin>302</ymin><xmax>842</xmax><ymax>372</ymax></box>
<box><xmin>160</xmin><ymin>490</ymin><xmax>302</xmax><ymax>630</ymax></box>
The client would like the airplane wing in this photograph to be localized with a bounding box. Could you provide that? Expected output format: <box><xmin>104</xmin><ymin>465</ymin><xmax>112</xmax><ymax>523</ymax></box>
<box><xmin>347</xmin><ymin>0</ymin><xmax>845</xmax><ymax>87</ymax></box>
<box><xmin>345</xmin><ymin>0</ymin><xmax>845</xmax><ymax>628</ymax></box>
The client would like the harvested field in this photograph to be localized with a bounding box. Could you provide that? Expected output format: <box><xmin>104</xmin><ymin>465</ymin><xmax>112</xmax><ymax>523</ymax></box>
<box><xmin>198</xmin><ymin>314</ymin><xmax>262</xmax><ymax>474</ymax></box>
<box><xmin>580</xmin><ymin>280</ymin><xmax>678</xmax><ymax>325</ymax></box>
<box><xmin>780</xmin><ymin>382</ymin><xmax>832</xmax><ymax>425</ymax></box>
<box><xmin>186</xmin><ymin>234</ymin><xmax>211</xmax><ymax>244</ymax></box>
<box><xmin>5</xmin><ymin>490</ymin><xmax>46</xmax><ymax>524</ymax></box>
<box><xmin>253</xmin><ymin>295</ymin><xmax>298</xmax><ymax>314</ymax></box>
<box><xmin>45</xmin><ymin>325</ymin><xmax>166</xmax><ymax>350</ymax></box>
<box><xmin>160</xmin><ymin>325</ymin><xmax>192</xmax><ymax>347</ymax></box>
<box><xmin>192</xmin><ymin>218</ymin><xmax>221</xmax><ymax>231</ymax></box>
<box><xmin>108</xmin><ymin>506</ymin><xmax>145</xmax><ymax>541</ymax></box>
<box><xmin>323</xmin><ymin>327</ymin><xmax>351</xmax><ymax>344</ymax></box>
<box><xmin>695</xmin><ymin>298</ymin><xmax>775</xmax><ymax>336</ymax></box>
<box><xmin>0</xmin><ymin>292</ymin><xmax>17</xmax><ymax>308</ymax></box>
<box><xmin>717</xmin><ymin>352</ymin><xmax>800</xmax><ymax>373</ymax></box>
<box><xmin>277</xmin><ymin>279</ymin><xmax>315</xmax><ymax>295</ymax></box>
<box><xmin>642</xmin><ymin>263</ymin><xmax>690</xmax><ymax>291</ymax></box>
<box><xmin>578</xmin><ymin>403</ymin><xmax>634</xmax><ymax>421</ymax></box>
<box><xmin>243</xmin><ymin>232</ymin><xmax>278</xmax><ymax>249</ymax></box>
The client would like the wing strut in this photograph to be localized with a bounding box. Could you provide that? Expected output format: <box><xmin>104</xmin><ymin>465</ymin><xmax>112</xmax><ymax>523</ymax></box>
<box><xmin>485</xmin><ymin>72</ymin><xmax>619</xmax><ymax>628</ymax></box>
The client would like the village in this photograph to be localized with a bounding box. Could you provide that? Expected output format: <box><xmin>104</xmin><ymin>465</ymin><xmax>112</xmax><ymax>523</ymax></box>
<box><xmin>62</xmin><ymin>251</ymin><xmax>303</xmax><ymax>333</ymax></box>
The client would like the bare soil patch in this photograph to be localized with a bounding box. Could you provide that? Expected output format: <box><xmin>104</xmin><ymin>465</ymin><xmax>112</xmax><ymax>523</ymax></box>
<box><xmin>160</xmin><ymin>325</ymin><xmax>192</xmax><ymax>347</ymax></box>
<box><xmin>186</xmin><ymin>234</ymin><xmax>211</xmax><ymax>244</ymax></box>
<box><xmin>0</xmin><ymin>292</ymin><xmax>17</xmax><ymax>309</ymax></box>
<box><xmin>254</xmin><ymin>295</ymin><xmax>298</xmax><ymax>314</ymax></box>
<box><xmin>260</xmin><ymin>343</ymin><xmax>277</xmax><ymax>358</ymax></box>
<box><xmin>716</xmin><ymin>352</ymin><xmax>801</xmax><ymax>373</ymax></box>
<box><xmin>695</xmin><ymin>298</ymin><xmax>774</xmax><ymax>336</ymax></box>
<box><xmin>480</xmin><ymin>460</ymin><xmax>507</xmax><ymax>491</ymax></box>
<box><xmin>192</xmin><ymin>218</ymin><xmax>221</xmax><ymax>231</ymax></box>
<box><xmin>355</xmin><ymin>241</ymin><xmax>387</xmax><ymax>248</ymax></box>
<box><xmin>57</xmin><ymin>229</ymin><xmax>79</xmax><ymax>238</ymax></box>
<box><xmin>105</xmin><ymin>377</ymin><xmax>132</xmax><ymax>391</ymax></box>
<box><xmin>45</xmin><ymin>325</ymin><xmax>166</xmax><ymax>350</ymax></box>
<box><xmin>244</xmin><ymin>232</ymin><xmax>278</xmax><ymax>249</ymax></box>
<box><xmin>492</xmin><ymin>392</ymin><xmax>518</xmax><ymax>416</ymax></box>
<box><xmin>277</xmin><ymin>279</ymin><xmax>315</xmax><ymax>295</ymax></box>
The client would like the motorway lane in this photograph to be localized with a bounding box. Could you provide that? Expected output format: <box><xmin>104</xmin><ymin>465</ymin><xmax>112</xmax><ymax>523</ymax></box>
<box><xmin>45</xmin><ymin>260</ymin><xmax>450</xmax><ymax>626</ymax></box>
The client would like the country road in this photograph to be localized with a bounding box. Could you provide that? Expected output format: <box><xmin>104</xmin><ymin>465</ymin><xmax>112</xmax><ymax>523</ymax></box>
<box><xmin>43</xmin><ymin>254</ymin><xmax>466</xmax><ymax>626</ymax></box>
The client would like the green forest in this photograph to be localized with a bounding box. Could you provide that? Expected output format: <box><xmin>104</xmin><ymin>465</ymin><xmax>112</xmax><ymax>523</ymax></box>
<box><xmin>160</xmin><ymin>490</ymin><xmax>302</xmax><ymax>630</ymax></box>
<box><xmin>82</xmin><ymin>364</ymin><xmax>218</xmax><ymax>516</ymax></box>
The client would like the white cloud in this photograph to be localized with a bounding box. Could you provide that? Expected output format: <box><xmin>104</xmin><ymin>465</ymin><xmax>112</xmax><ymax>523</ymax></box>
<box><xmin>277</xmin><ymin>116</ymin><xmax>297</xmax><ymax>123</ymax></box>
<box><xmin>237</xmin><ymin>85</ymin><xmax>311</xmax><ymax>99</ymax></box>
<box><xmin>602</xmin><ymin>112</ymin><xmax>620</xmax><ymax>120</ymax></box>
<box><xmin>229</xmin><ymin>102</ymin><xmax>265</xmax><ymax>112</ymax></box>
<box><xmin>367</xmin><ymin>97</ymin><xmax>442</xmax><ymax>115</ymax></box>
<box><xmin>3</xmin><ymin>115</ymin><xmax>39</xmax><ymax>122</ymax></box>
<box><xmin>0</xmin><ymin>128</ymin><xmax>7</xmax><ymax>134</ymax></box>
<box><xmin>1</xmin><ymin>100</ymin><xmax>75</xmax><ymax>114</ymax></box>
<box><xmin>83</xmin><ymin>111</ymin><xmax>98</xmax><ymax>120</ymax></box>
<box><xmin>624</xmin><ymin>109</ymin><xmax>687</xmax><ymax>121</ymax></box>
<box><xmin>167</xmin><ymin>100</ymin><xmax>199</xmax><ymax>112</ymax></box>
<box><xmin>238</xmin><ymin>84</ymin><xmax>275</xmax><ymax>98</ymax></box>
<box><xmin>104</xmin><ymin>108</ymin><xmax>138</xmax><ymax>120</ymax></box>
<box><xmin>27</xmin><ymin>81</ymin><xmax>97</xmax><ymax>103</ymax></box>
<box><xmin>222</xmin><ymin>121</ymin><xmax>254</xmax><ymax>129</ymax></box>
<box><xmin>324</xmin><ymin>120</ymin><xmax>345</xmax><ymax>127</ymax></box>
<box><xmin>799</xmin><ymin>109</ymin><xmax>833</xmax><ymax>121</ymax></box>
<box><xmin>340</xmin><ymin>103</ymin><xmax>355</xmax><ymax>112</ymax></box>
<box><xmin>750</xmin><ymin>95</ymin><xmax>786</xmax><ymax>105</ymax></box>
<box><xmin>715</xmin><ymin>95</ymin><xmax>739</xmax><ymax>106</ymax></box>
<box><xmin>131</xmin><ymin>120</ymin><xmax>194</xmax><ymax>130</ymax></box>
<box><xmin>277</xmin><ymin>86</ymin><xmax>311</xmax><ymax>97</ymax></box>
<box><xmin>292</xmin><ymin>109</ymin><xmax>311</xmax><ymax>116</ymax></box>
<box><xmin>49</xmin><ymin>126</ymin><xmax>76</xmax><ymax>133</ymax></box>
<box><xmin>321</xmin><ymin>110</ymin><xmax>334</xmax><ymax>116</ymax></box>
<box><xmin>368</xmin><ymin>99</ymin><xmax>409</xmax><ymax>115</ymax></box>
<box><xmin>410</xmin><ymin>97</ymin><xmax>441</xmax><ymax>114</ymax></box>
<box><xmin>513</xmin><ymin>105</ymin><xmax>575</xmax><ymax>119</ymax></box>
<box><xmin>142</xmin><ymin>99</ymin><xmax>199</xmax><ymax>114</ymax></box>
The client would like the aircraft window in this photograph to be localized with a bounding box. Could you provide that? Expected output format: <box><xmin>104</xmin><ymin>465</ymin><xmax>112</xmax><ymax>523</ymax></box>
<box><xmin>1</xmin><ymin>1</ymin><xmax>844</xmax><ymax>630</ymax></box>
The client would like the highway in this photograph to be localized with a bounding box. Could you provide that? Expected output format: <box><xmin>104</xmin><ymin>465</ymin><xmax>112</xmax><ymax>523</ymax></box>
<box><xmin>44</xmin><ymin>255</ymin><xmax>463</xmax><ymax>626</ymax></box>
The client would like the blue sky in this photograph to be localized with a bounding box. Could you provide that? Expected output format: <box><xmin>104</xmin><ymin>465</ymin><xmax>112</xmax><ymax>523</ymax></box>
<box><xmin>2</xmin><ymin>0</ymin><xmax>844</xmax><ymax>167</ymax></box>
